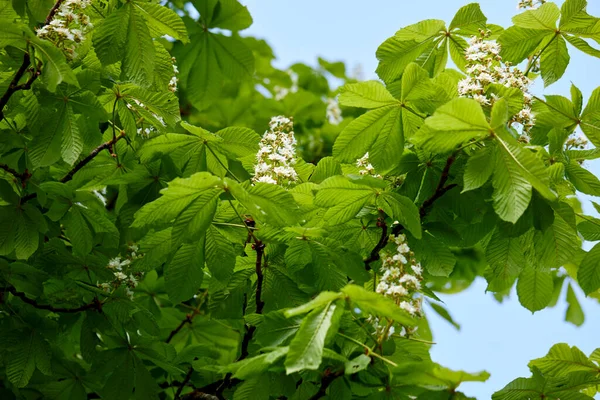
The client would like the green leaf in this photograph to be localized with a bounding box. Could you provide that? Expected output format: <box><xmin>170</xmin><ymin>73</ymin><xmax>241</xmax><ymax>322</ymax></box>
<box><xmin>92</xmin><ymin>3</ymin><xmax>158</xmax><ymax>84</ymax></box>
<box><xmin>333</xmin><ymin>105</ymin><xmax>401</xmax><ymax>165</ymax></box>
<box><xmin>31</xmin><ymin>39</ymin><xmax>78</xmax><ymax>92</ymax></box>
<box><xmin>498</xmin><ymin>26</ymin><xmax>552</xmax><ymax>64</ymax></box>
<box><xmin>206</xmin><ymin>0</ymin><xmax>253</xmax><ymax>31</ymax></box>
<box><xmin>529</xmin><ymin>343</ymin><xmax>598</xmax><ymax>377</ymax></box>
<box><xmin>182</xmin><ymin>32</ymin><xmax>254</xmax><ymax>107</ymax></box>
<box><xmin>376</xmin><ymin>19</ymin><xmax>446</xmax><ymax>83</ymax></box>
<box><xmin>492</xmin><ymin>145</ymin><xmax>532</xmax><ymax>224</ymax></box>
<box><xmin>314</xmin><ymin>176</ymin><xmax>375</xmax><ymax>226</ymax></box>
<box><xmin>338</xmin><ymin>81</ymin><xmax>398</xmax><ymax>109</ymax></box>
<box><xmin>418</xmin><ymin>98</ymin><xmax>490</xmax><ymax>153</ymax></box>
<box><xmin>284</xmin><ymin>301</ymin><xmax>338</xmax><ymax>374</ymax></box>
<box><xmin>463</xmin><ymin>145</ymin><xmax>495</xmax><ymax>192</ymax></box>
<box><xmin>449</xmin><ymin>3</ymin><xmax>487</xmax><ymax>35</ymax></box>
<box><xmin>580</xmin><ymin>87</ymin><xmax>600</xmax><ymax>147</ymax></box>
<box><xmin>229</xmin><ymin>181</ymin><xmax>299</xmax><ymax>227</ymax></box>
<box><xmin>517</xmin><ymin>268</ymin><xmax>554</xmax><ymax>312</ymax></box>
<box><xmin>345</xmin><ymin>354</ymin><xmax>371</xmax><ymax>375</ymax></box>
<box><xmin>485</xmin><ymin>229</ymin><xmax>525</xmax><ymax>292</ymax></box>
<box><xmin>132</xmin><ymin>172</ymin><xmax>222</xmax><ymax>243</ymax></box>
<box><xmin>577</xmin><ymin>216</ymin><xmax>600</xmax><ymax>241</ymax></box>
<box><xmin>540</xmin><ymin>34</ymin><xmax>570</xmax><ymax>87</ymax></box>
<box><xmin>285</xmin><ymin>292</ymin><xmax>343</xmax><ymax>317</ymax></box>
<box><xmin>165</xmin><ymin>240</ymin><xmax>205</xmax><ymax>303</ymax></box>
<box><xmin>566</xmin><ymin>160</ymin><xmax>600</xmax><ymax>195</ymax></box>
<box><xmin>513</xmin><ymin>2</ymin><xmax>560</xmax><ymax>30</ymax></box>
<box><xmin>133</xmin><ymin>2</ymin><xmax>189</xmax><ymax>43</ymax></box>
<box><xmin>341</xmin><ymin>284</ymin><xmax>416</xmax><ymax>326</ymax></box>
<box><xmin>376</xmin><ymin>192</ymin><xmax>422</xmax><ymax>238</ymax></box>
<box><xmin>205</xmin><ymin>225</ymin><xmax>236</xmax><ymax>283</ymax></box>
<box><xmin>578</xmin><ymin>242</ymin><xmax>600</xmax><ymax>295</ymax></box>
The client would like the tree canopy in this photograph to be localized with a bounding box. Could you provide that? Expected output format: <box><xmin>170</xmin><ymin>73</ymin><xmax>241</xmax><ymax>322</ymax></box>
<box><xmin>1</xmin><ymin>0</ymin><xmax>600</xmax><ymax>399</ymax></box>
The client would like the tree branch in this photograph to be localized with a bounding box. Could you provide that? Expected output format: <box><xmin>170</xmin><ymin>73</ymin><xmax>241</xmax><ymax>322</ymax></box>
<box><xmin>0</xmin><ymin>0</ymin><xmax>65</xmax><ymax>121</ymax></box>
<box><xmin>0</xmin><ymin>164</ymin><xmax>31</xmax><ymax>187</ymax></box>
<box><xmin>5</xmin><ymin>286</ymin><xmax>102</xmax><ymax>313</ymax></box>
<box><xmin>307</xmin><ymin>369</ymin><xmax>344</xmax><ymax>400</ymax></box>
<box><xmin>418</xmin><ymin>154</ymin><xmax>458</xmax><ymax>219</ymax></box>
<box><xmin>166</xmin><ymin>313</ymin><xmax>194</xmax><ymax>344</ymax></box>
<box><xmin>21</xmin><ymin>132</ymin><xmax>126</xmax><ymax>204</ymax></box>
<box><xmin>363</xmin><ymin>211</ymin><xmax>388</xmax><ymax>271</ymax></box>
<box><xmin>175</xmin><ymin>242</ymin><xmax>266</xmax><ymax>399</ymax></box>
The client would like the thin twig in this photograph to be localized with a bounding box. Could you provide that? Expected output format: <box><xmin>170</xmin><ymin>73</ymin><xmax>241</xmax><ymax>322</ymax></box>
<box><xmin>307</xmin><ymin>369</ymin><xmax>344</xmax><ymax>400</ymax></box>
<box><xmin>418</xmin><ymin>153</ymin><xmax>458</xmax><ymax>218</ymax></box>
<box><xmin>364</xmin><ymin>211</ymin><xmax>388</xmax><ymax>271</ymax></box>
<box><xmin>6</xmin><ymin>286</ymin><xmax>102</xmax><ymax>313</ymax></box>
<box><xmin>166</xmin><ymin>313</ymin><xmax>194</xmax><ymax>344</ymax></box>
<box><xmin>21</xmin><ymin>132</ymin><xmax>126</xmax><ymax>204</ymax></box>
<box><xmin>0</xmin><ymin>0</ymin><xmax>65</xmax><ymax>121</ymax></box>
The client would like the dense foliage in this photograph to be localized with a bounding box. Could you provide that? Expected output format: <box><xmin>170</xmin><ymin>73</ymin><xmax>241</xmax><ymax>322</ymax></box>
<box><xmin>1</xmin><ymin>0</ymin><xmax>600</xmax><ymax>398</ymax></box>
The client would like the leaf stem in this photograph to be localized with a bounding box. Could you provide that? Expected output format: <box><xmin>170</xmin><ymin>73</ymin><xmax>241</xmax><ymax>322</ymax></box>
<box><xmin>206</xmin><ymin>144</ymin><xmax>241</xmax><ymax>183</ymax></box>
<box><xmin>337</xmin><ymin>332</ymin><xmax>398</xmax><ymax>367</ymax></box>
<box><xmin>524</xmin><ymin>32</ymin><xmax>558</xmax><ymax>76</ymax></box>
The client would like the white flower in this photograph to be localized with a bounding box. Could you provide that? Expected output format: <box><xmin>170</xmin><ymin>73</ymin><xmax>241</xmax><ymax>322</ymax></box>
<box><xmin>400</xmin><ymin>301</ymin><xmax>418</xmax><ymax>315</ymax></box>
<box><xmin>252</xmin><ymin>116</ymin><xmax>298</xmax><ymax>185</ymax></box>
<box><xmin>518</xmin><ymin>0</ymin><xmax>546</xmax><ymax>10</ymax></box>
<box><xmin>356</xmin><ymin>153</ymin><xmax>381</xmax><ymax>178</ymax></box>
<box><xmin>326</xmin><ymin>97</ymin><xmax>343</xmax><ymax>125</ymax></box>
<box><xmin>114</xmin><ymin>272</ymin><xmax>128</xmax><ymax>281</ymax></box>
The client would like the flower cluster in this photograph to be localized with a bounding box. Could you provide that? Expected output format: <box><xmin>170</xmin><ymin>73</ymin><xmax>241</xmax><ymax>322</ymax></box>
<box><xmin>458</xmin><ymin>31</ymin><xmax>535</xmax><ymax>136</ymax></box>
<box><xmin>369</xmin><ymin>233</ymin><xmax>424</xmax><ymax>339</ymax></box>
<box><xmin>356</xmin><ymin>153</ymin><xmax>381</xmax><ymax>178</ymax></box>
<box><xmin>326</xmin><ymin>97</ymin><xmax>343</xmax><ymax>125</ymax></box>
<box><xmin>126</xmin><ymin>99</ymin><xmax>166</xmax><ymax>138</ymax></box>
<box><xmin>566</xmin><ymin>134</ymin><xmax>589</xmax><ymax>150</ymax></box>
<box><xmin>97</xmin><ymin>244</ymin><xmax>144</xmax><ymax>300</ymax></box>
<box><xmin>36</xmin><ymin>0</ymin><xmax>92</xmax><ymax>59</ymax></box>
<box><xmin>169</xmin><ymin>57</ymin><xmax>179</xmax><ymax>93</ymax></box>
<box><xmin>252</xmin><ymin>116</ymin><xmax>298</xmax><ymax>185</ymax></box>
<box><xmin>517</xmin><ymin>0</ymin><xmax>546</xmax><ymax>10</ymax></box>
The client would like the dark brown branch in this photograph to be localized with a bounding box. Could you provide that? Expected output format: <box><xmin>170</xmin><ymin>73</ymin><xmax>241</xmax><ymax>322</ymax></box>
<box><xmin>418</xmin><ymin>154</ymin><xmax>458</xmax><ymax>219</ymax></box>
<box><xmin>45</xmin><ymin>0</ymin><xmax>66</xmax><ymax>24</ymax></box>
<box><xmin>6</xmin><ymin>286</ymin><xmax>102</xmax><ymax>313</ymax></box>
<box><xmin>0</xmin><ymin>0</ymin><xmax>65</xmax><ymax>121</ymax></box>
<box><xmin>176</xmin><ymin>242</ymin><xmax>266</xmax><ymax>399</ymax></box>
<box><xmin>21</xmin><ymin>132</ymin><xmax>126</xmax><ymax>204</ymax></box>
<box><xmin>0</xmin><ymin>164</ymin><xmax>31</xmax><ymax>187</ymax></box>
<box><xmin>175</xmin><ymin>367</ymin><xmax>195</xmax><ymax>400</ymax></box>
<box><xmin>307</xmin><ymin>369</ymin><xmax>344</xmax><ymax>400</ymax></box>
<box><xmin>166</xmin><ymin>313</ymin><xmax>193</xmax><ymax>344</ymax></box>
<box><xmin>364</xmin><ymin>212</ymin><xmax>388</xmax><ymax>271</ymax></box>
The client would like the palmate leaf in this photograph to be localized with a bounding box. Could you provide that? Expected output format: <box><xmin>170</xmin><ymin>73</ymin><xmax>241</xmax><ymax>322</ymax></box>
<box><xmin>513</xmin><ymin>2</ymin><xmax>560</xmax><ymax>31</ymax></box>
<box><xmin>485</xmin><ymin>228</ymin><xmax>525</xmax><ymax>292</ymax></box>
<box><xmin>529</xmin><ymin>343</ymin><xmax>599</xmax><ymax>377</ymax></box>
<box><xmin>132</xmin><ymin>172</ymin><xmax>223</xmax><ymax>244</ymax></box>
<box><xmin>341</xmin><ymin>284</ymin><xmax>416</xmax><ymax>326</ymax></box>
<box><xmin>376</xmin><ymin>192</ymin><xmax>422</xmax><ymax>238</ymax></box>
<box><xmin>565</xmin><ymin>283</ymin><xmax>585</xmax><ymax>327</ymax></box>
<box><xmin>6</xmin><ymin>330</ymin><xmax>51</xmax><ymax>388</ymax></box>
<box><xmin>498</xmin><ymin>26</ymin><xmax>552</xmax><ymax>64</ymax></box>
<box><xmin>376</xmin><ymin>19</ymin><xmax>446</xmax><ymax>82</ymax></box>
<box><xmin>133</xmin><ymin>2</ymin><xmax>188</xmax><ymax>43</ymax></box>
<box><xmin>31</xmin><ymin>39</ymin><xmax>78</xmax><ymax>92</ymax></box>
<box><xmin>180</xmin><ymin>31</ymin><xmax>254</xmax><ymax>108</ymax></box>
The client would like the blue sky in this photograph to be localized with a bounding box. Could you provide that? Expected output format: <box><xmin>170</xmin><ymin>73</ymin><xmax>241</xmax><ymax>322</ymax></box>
<box><xmin>239</xmin><ymin>1</ymin><xmax>600</xmax><ymax>398</ymax></box>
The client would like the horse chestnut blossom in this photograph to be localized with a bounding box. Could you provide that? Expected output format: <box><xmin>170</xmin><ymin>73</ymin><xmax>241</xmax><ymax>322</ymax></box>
<box><xmin>517</xmin><ymin>0</ymin><xmax>546</xmax><ymax>9</ymax></box>
<box><xmin>369</xmin><ymin>233</ymin><xmax>424</xmax><ymax>340</ymax></box>
<box><xmin>356</xmin><ymin>153</ymin><xmax>381</xmax><ymax>178</ymax></box>
<box><xmin>126</xmin><ymin>99</ymin><xmax>167</xmax><ymax>138</ymax></box>
<box><xmin>252</xmin><ymin>116</ymin><xmax>298</xmax><ymax>185</ymax></box>
<box><xmin>98</xmin><ymin>244</ymin><xmax>144</xmax><ymax>300</ymax></box>
<box><xmin>326</xmin><ymin>97</ymin><xmax>343</xmax><ymax>125</ymax></box>
<box><xmin>458</xmin><ymin>31</ymin><xmax>535</xmax><ymax>137</ymax></box>
<box><xmin>36</xmin><ymin>0</ymin><xmax>93</xmax><ymax>59</ymax></box>
<box><xmin>169</xmin><ymin>57</ymin><xmax>179</xmax><ymax>93</ymax></box>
